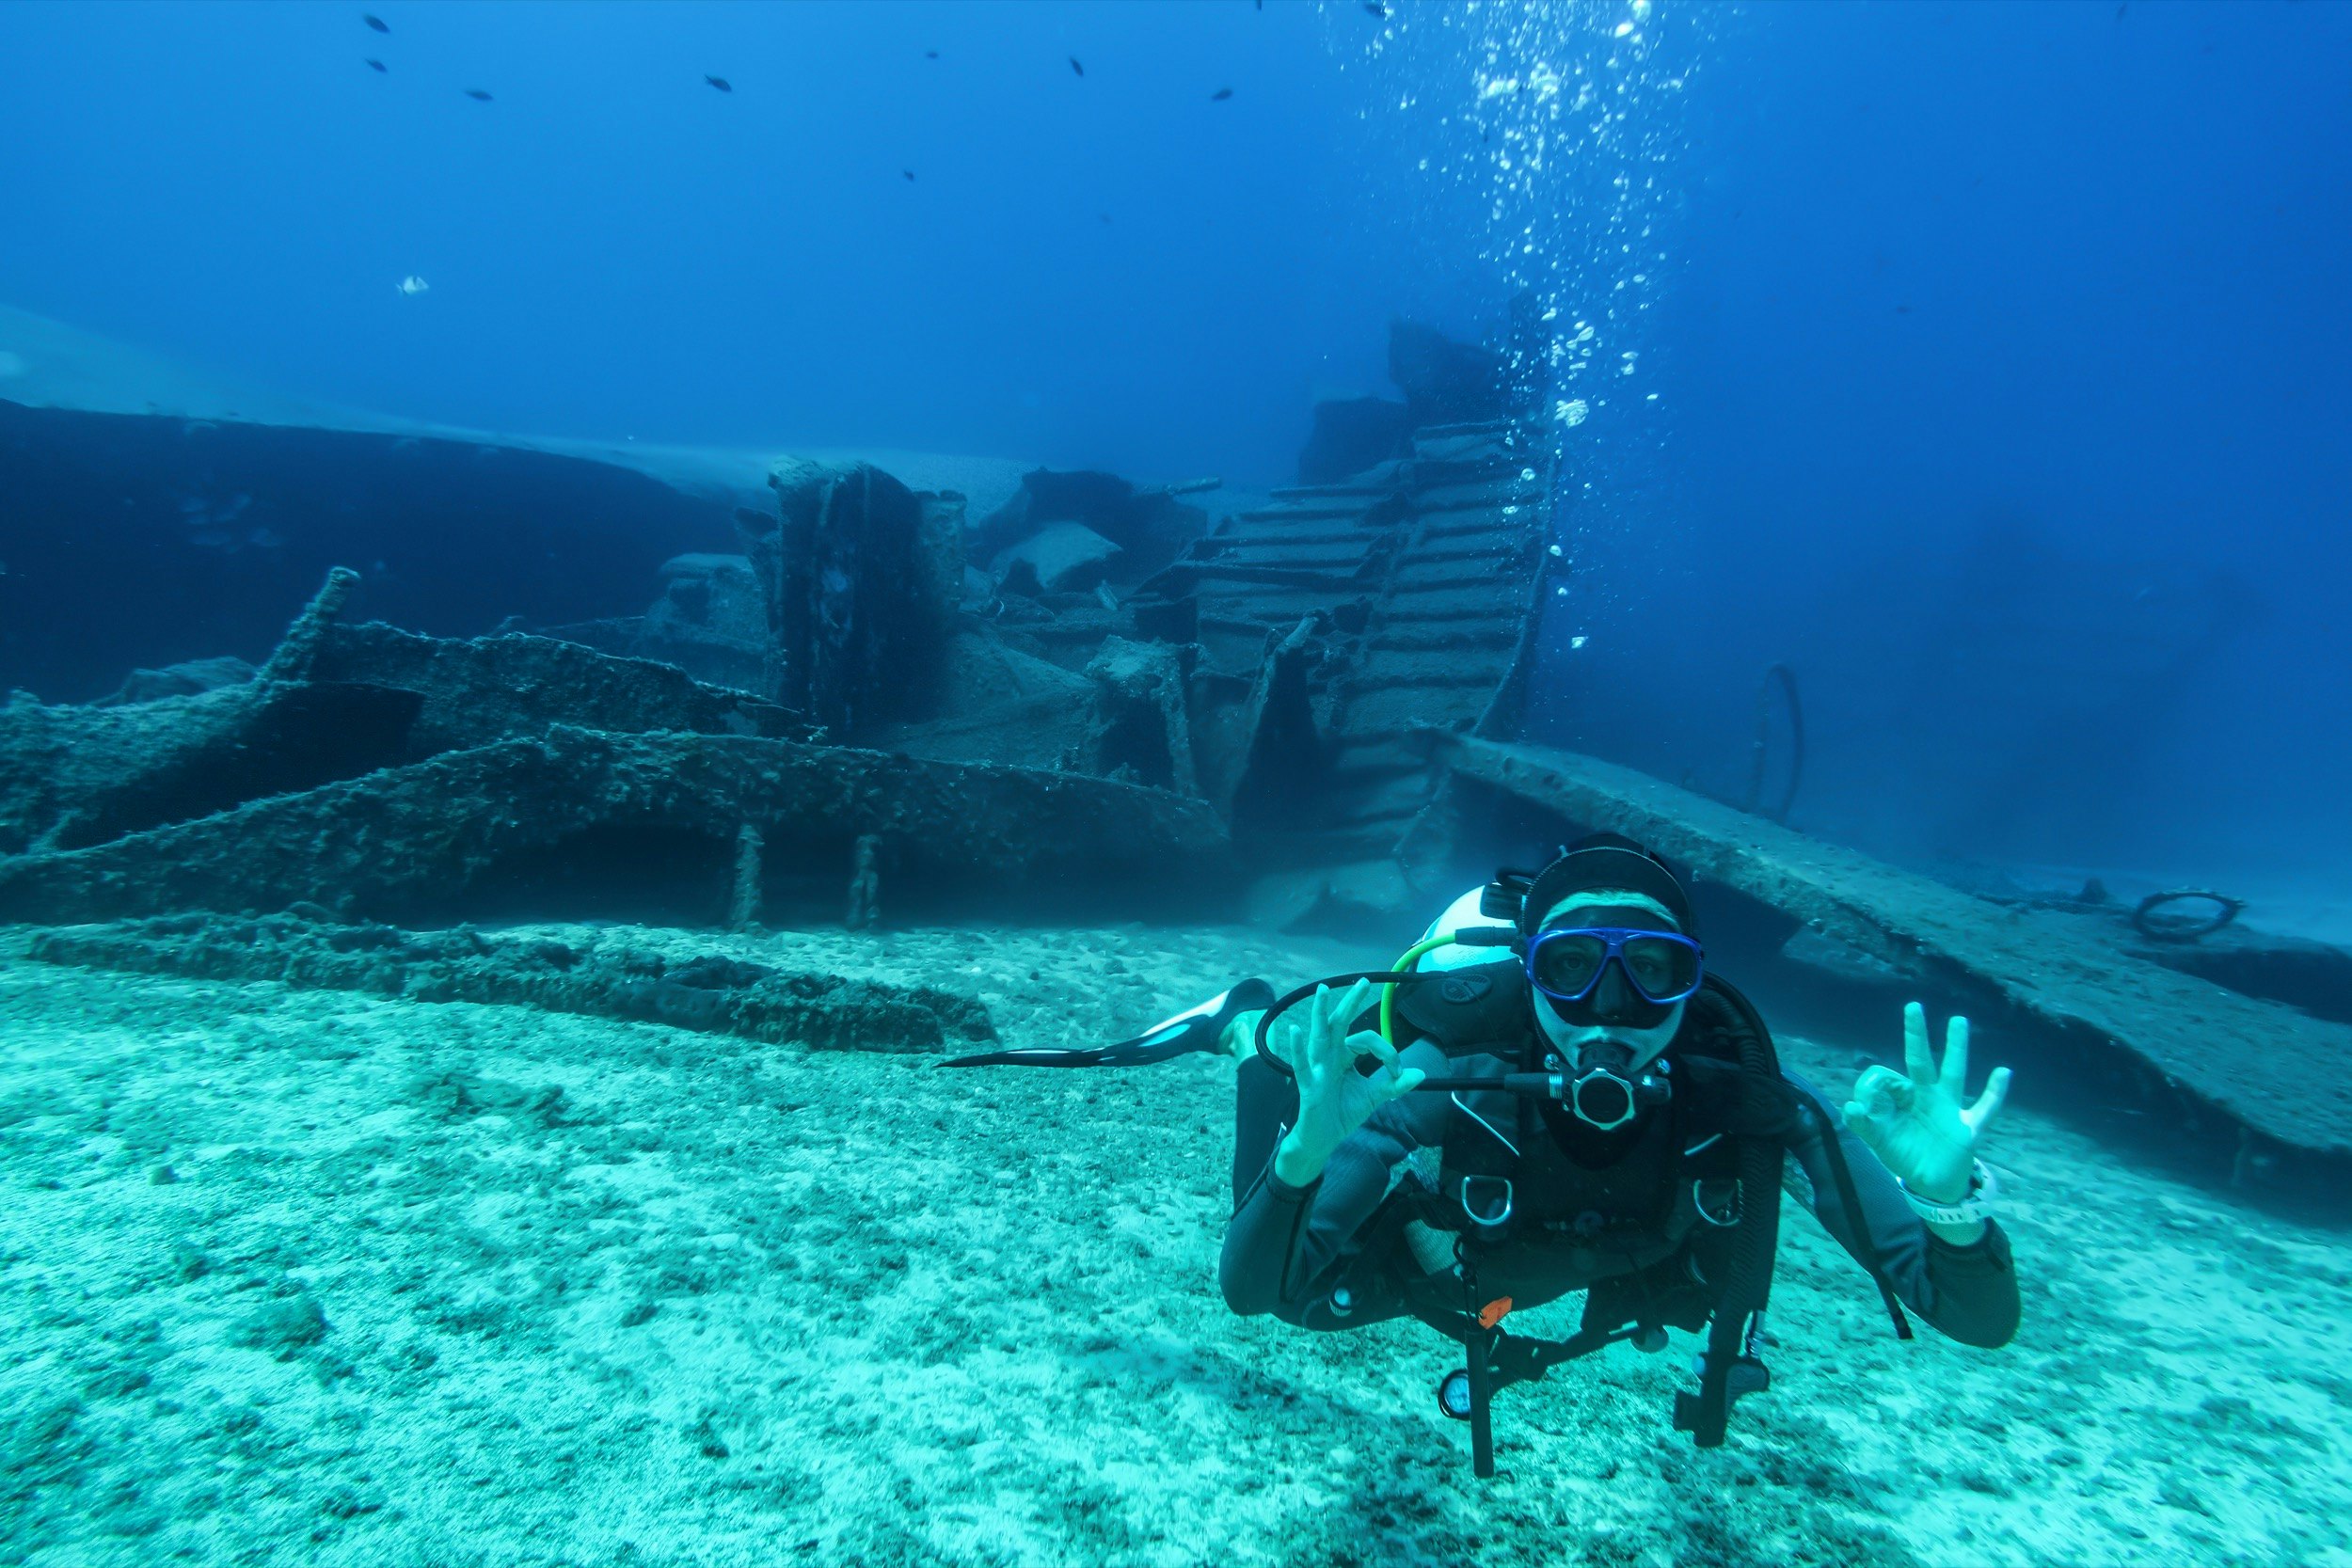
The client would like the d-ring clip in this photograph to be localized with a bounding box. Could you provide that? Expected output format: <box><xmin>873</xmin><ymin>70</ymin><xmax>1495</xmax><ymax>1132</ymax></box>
<box><xmin>1459</xmin><ymin>1175</ymin><xmax>1515</xmax><ymax>1230</ymax></box>
<box><xmin>1692</xmin><ymin>1177</ymin><xmax>1742</xmax><ymax>1228</ymax></box>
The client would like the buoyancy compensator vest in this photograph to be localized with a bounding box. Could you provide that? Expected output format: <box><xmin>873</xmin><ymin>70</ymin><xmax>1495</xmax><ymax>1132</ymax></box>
<box><xmin>1375</xmin><ymin>965</ymin><xmax>1909</xmax><ymax>1472</ymax></box>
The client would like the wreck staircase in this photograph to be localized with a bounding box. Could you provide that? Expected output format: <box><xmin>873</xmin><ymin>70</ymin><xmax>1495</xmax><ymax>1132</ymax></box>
<box><xmin>1144</xmin><ymin>420</ymin><xmax>1558</xmax><ymax>854</ymax></box>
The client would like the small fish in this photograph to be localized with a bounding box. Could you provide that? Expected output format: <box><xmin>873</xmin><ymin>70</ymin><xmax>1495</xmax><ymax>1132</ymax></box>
<box><xmin>395</xmin><ymin>275</ymin><xmax>429</xmax><ymax>296</ymax></box>
<box><xmin>1069</xmin><ymin>55</ymin><xmax>1084</xmax><ymax>76</ymax></box>
<box><xmin>464</xmin><ymin>87</ymin><xmax>493</xmax><ymax>102</ymax></box>
<box><xmin>925</xmin><ymin>50</ymin><xmax>939</xmax><ymax>59</ymax></box>
<box><xmin>363</xmin><ymin>12</ymin><xmax>389</xmax><ymax>32</ymax></box>
<box><xmin>706</xmin><ymin>74</ymin><xmax>731</xmax><ymax>92</ymax></box>
<box><xmin>1364</xmin><ymin>1</ymin><xmax>1390</xmax><ymax>16</ymax></box>
<box><xmin>1097</xmin><ymin>212</ymin><xmax>1111</xmax><ymax>224</ymax></box>
<box><xmin>1211</xmin><ymin>87</ymin><xmax>1232</xmax><ymax>101</ymax></box>
<box><xmin>1894</xmin><ymin>305</ymin><xmax>1913</xmax><ymax>314</ymax></box>
<box><xmin>902</xmin><ymin>168</ymin><xmax>916</xmax><ymax>182</ymax></box>
<box><xmin>366</xmin><ymin>58</ymin><xmax>386</xmax><ymax>72</ymax></box>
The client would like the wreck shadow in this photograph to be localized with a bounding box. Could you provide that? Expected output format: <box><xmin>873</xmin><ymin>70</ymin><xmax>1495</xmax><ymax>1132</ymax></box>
<box><xmin>452</xmin><ymin>822</ymin><xmax>738</xmax><ymax>927</ymax></box>
<box><xmin>437</xmin><ymin>818</ymin><xmax>1232</xmax><ymax>932</ymax></box>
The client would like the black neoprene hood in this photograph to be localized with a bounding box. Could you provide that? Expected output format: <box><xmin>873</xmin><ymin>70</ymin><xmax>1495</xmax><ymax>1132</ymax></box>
<box><xmin>1518</xmin><ymin>833</ymin><xmax>1697</xmax><ymax>937</ymax></box>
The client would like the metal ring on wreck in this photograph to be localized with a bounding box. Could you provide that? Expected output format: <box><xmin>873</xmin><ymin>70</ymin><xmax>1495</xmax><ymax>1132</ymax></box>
<box><xmin>2130</xmin><ymin>888</ymin><xmax>2244</xmax><ymax>942</ymax></box>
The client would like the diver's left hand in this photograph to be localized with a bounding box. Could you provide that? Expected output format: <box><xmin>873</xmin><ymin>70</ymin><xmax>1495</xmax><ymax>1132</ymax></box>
<box><xmin>1843</xmin><ymin>1002</ymin><xmax>2011</xmax><ymax>1204</ymax></box>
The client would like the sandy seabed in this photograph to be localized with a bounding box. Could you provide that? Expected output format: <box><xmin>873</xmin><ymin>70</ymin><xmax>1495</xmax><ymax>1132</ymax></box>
<box><xmin>1</xmin><ymin>919</ymin><xmax>2346</xmax><ymax>1568</ymax></box>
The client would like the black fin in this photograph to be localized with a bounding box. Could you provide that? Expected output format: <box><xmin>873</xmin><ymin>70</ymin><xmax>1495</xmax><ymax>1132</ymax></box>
<box><xmin>941</xmin><ymin>979</ymin><xmax>1275</xmax><ymax>1069</ymax></box>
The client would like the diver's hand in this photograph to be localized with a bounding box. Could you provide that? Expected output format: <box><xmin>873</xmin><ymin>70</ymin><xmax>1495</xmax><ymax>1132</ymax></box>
<box><xmin>1272</xmin><ymin>979</ymin><xmax>1424</xmax><ymax>1187</ymax></box>
<box><xmin>1843</xmin><ymin>1002</ymin><xmax>2010</xmax><ymax>1209</ymax></box>
<box><xmin>1222</xmin><ymin>1006</ymin><xmax>1303</xmax><ymax>1062</ymax></box>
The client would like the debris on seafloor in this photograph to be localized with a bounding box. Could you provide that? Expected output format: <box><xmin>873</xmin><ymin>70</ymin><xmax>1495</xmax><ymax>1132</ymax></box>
<box><xmin>0</xmin><ymin>569</ymin><xmax>420</xmax><ymax>854</ymax></box>
<box><xmin>310</xmin><ymin>621</ymin><xmax>808</xmax><ymax>755</ymax></box>
<box><xmin>492</xmin><ymin>323</ymin><xmax>1559</xmax><ymax>912</ymax></box>
<box><xmin>16</xmin><ymin>911</ymin><xmax>993</xmax><ymax>1052</ymax></box>
<box><xmin>0</xmin><ymin>578</ymin><xmax>807</xmax><ymax>858</ymax></box>
<box><xmin>1406</xmin><ymin>731</ymin><xmax>2352</xmax><ymax>1175</ymax></box>
<box><xmin>0</xmin><ymin>311</ymin><xmax>1556</xmax><ymax>935</ymax></box>
<box><xmin>0</xmin><ymin>722</ymin><xmax>1229</xmax><ymax>927</ymax></box>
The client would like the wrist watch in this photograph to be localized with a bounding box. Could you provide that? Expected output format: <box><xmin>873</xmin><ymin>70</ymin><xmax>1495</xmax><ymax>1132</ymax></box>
<box><xmin>1898</xmin><ymin>1159</ymin><xmax>1998</xmax><ymax>1226</ymax></box>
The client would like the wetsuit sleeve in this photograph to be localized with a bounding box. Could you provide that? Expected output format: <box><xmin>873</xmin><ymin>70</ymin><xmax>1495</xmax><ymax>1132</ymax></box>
<box><xmin>1219</xmin><ymin>1041</ymin><xmax>1450</xmax><ymax>1318</ymax></box>
<box><xmin>1781</xmin><ymin>1072</ymin><xmax>2021</xmax><ymax>1350</ymax></box>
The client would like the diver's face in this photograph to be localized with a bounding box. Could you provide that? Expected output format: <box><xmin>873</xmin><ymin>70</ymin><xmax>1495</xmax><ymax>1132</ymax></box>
<box><xmin>1530</xmin><ymin>895</ymin><xmax>1689</xmax><ymax>1073</ymax></box>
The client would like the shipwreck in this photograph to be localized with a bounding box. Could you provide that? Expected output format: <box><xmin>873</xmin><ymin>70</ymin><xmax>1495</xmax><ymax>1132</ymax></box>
<box><xmin>4</xmin><ymin>302</ymin><xmax>2348</xmax><ymax>1207</ymax></box>
<box><xmin>0</xmin><ymin>306</ymin><xmax>1560</xmax><ymax>934</ymax></box>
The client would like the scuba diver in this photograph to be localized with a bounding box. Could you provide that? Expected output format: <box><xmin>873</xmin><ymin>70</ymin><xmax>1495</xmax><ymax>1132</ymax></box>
<box><xmin>951</xmin><ymin>834</ymin><xmax>2019</xmax><ymax>1474</ymax></box>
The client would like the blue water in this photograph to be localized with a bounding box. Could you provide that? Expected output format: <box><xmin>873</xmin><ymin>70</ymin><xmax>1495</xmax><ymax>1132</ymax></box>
<box><xmin>2</xmin><ymin>0</ymin><xmax>2346</xmax><ymax>892</ymax></box>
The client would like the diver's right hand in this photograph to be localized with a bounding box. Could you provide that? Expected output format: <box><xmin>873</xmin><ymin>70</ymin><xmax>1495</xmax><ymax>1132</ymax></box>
<box><xmin>1272</xmin><ymin>979</ymin><xmax>1425</xmax><ymax>1187</ymax></box>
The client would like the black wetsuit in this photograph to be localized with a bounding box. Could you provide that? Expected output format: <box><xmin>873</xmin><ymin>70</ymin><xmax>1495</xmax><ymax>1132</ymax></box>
<box><xmin>1220</xmin><ymin>1000</ymin><xmax>2021</xmax><ymax>1349</ymax></box>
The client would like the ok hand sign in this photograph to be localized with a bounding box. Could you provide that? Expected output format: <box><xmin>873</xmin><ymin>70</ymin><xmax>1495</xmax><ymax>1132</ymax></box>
<box><xmin>1271</xmin><ymin>979</ymin><xmax>1426</xmax><ymax>1186</ymax></box>
<box><xmin>1842</xmin><ymin>1001</ymin><xmax>2010</xmax><ymax>1207</ymax></box>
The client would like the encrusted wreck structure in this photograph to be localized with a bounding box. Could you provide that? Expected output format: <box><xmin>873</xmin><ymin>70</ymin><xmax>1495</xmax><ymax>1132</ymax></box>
<box><xmin>25</xmin><ymin>911</ymin><xmax>995</xmax><ymax>1054</ymax></box>
<box><xmin>0</xmin><ymin>313</ymin><xmax>1559</xmax><ymax>934</ymax></box>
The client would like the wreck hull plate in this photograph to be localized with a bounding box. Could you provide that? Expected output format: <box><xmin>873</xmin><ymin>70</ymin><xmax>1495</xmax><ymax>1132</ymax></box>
<box><xmin>1424</xmin><ymin>732</ymin><xmax>2352</xmax><ymax>1159</ymax></box>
